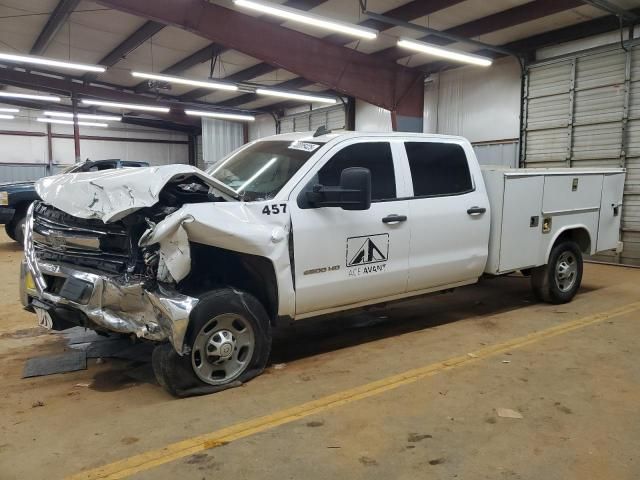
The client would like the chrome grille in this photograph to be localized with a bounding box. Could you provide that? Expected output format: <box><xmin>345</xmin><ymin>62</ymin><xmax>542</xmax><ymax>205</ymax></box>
<box><xmin>32</xmin><ymin>202</ymin><xmax>131</xmax><ymax>274</ymax></box>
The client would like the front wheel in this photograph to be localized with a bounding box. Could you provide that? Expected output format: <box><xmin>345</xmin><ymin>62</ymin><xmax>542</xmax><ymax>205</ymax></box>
<box><xmin>152</xmin><ymin>288</ymin><xmax>272</xmax><ymax>397</ymax></box>
<box><xmin>531</xmin><ymin>241</ymin><xmax>583</xmax><ymax>304</ymax></box>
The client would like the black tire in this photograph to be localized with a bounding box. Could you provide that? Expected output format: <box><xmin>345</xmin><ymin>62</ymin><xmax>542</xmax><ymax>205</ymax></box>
<box><xmin>11</xmin><ymin>214</ymin><xmax>26</xmax><ymax>246</ymax></box>
<box><xmin>531</xmin><ymin>241</ymin><xmax>583</xmax><ymax>304</ymax></box>
<box><xmin>4</xmin><ymin>222</ymin><xmax>17</xmax><ymax>242</ymax></box>
<box><xmin>152</xmin><ymin>288</ymin><xmax>272</xmax><ymax>397</ymax></box>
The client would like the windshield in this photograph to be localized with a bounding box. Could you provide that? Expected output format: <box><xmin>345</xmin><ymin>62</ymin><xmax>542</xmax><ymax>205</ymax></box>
<box><xmin>207</xmin><ymin>140</ymin><xmax>324</xmax><ymax>200</ymax></box>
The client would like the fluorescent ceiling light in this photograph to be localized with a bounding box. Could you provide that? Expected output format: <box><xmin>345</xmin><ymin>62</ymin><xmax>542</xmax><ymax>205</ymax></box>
<box><xmin>0</xmin><ymin>52</ymin><xmax>105</xmax><ymax>72</ymax></box>
<box><xmin>0</xmin><ymin>92</ymin><xmax>60</xmax><ymax>102</ymax></box>
<box><xmin>131</xmin><ymin>72</ymin><xmax>238</xmax><ymax>91</ymax></box>
<box><xmin>37</xmin><ymin>118</ymin><xmax>108</xmax><ymax>127</ymax></box>
<box><xmin>81</xmin><ymin>99</ymin><xmax>170</xmax><ymax>113</ymax></box>
<box><xmin>43</xmin><ymin>111</ymin><xmax>121</xmax><ymax>121</ymax></box>
<box><xmin>0</xmin><ymin>108</ymin><xmax>19</xmax><ymax>113</ymax></box>
<box><xmin>397</xmin><ymin>38</ymin><xmax>492</xmax><ymax>67</ymax></box>
<box><xmin>234</xmin><ymin>0</ymin><xmax>377</xmax><ymax>39</ymax></box>
<box><xmin>185</xmin><ymin>110</ymin><xmax>255</xmax><ymax>122</ymax></box>
<box><xmin>0</xmin><ymin>114</ymin><xmax>14</xmax><ymax>120</ymax></box>
<box><xmin>256</xmin><ymin>88</ymin><xmax>337</xmax><ymax>104</ymax></box>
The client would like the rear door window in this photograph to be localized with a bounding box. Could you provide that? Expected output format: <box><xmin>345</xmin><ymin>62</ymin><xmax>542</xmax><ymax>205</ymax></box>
<box><xmin>404</xmin><ymin>142</ymin><xmax>473</xmax><ymax>197</ymax></box>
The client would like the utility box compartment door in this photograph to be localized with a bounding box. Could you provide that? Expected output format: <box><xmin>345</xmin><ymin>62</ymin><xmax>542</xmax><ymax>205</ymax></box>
<box><xmin>542</xmin><ymin>174</ymin><xmax>603</xmax><ymax>213</ymax></box>
<box><xmin>597</xmin><ymin>173</ymin><xmax>625</xmax><ymax>252</ymax></box>
<box><xmin>499</xmin><ymin>175</ymin><xmax>544</xmax><ymax>272</ymax></box>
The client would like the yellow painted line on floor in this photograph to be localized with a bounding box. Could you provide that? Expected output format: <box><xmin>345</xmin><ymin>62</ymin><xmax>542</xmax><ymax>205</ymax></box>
<box><xmin>67</xmin><ymin>301</ymin><xmax>640</xmax><ymax>480</ymax></box>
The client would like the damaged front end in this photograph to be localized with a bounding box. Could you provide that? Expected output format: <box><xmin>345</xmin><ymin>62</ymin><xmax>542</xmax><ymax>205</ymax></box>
<box><xmin>22</xmin><ymin>202</ymin><xmax>199</xmax><ymax>353</ymax></box>
<box><xmin>22</xmin><ymin>164</ymin><xmax>293</xmax><ymax>357</ymax></box>
<box><xmin>20</xmin><ymin>166</ymin><xmax>230</xmax><ymax>354</ymax></box>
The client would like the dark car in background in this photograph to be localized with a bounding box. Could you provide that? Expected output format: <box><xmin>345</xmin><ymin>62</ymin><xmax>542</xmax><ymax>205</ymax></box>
<box><xmin>0</xmin><ymin>159</ymin><xmax>149</xmax><ymax>244</ymax></box>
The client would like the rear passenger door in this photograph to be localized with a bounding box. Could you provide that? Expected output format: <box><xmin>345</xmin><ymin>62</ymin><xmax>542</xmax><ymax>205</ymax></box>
<box><xmin>289</xmin><ymin>139</ymin><xmax>410</xmax><ymax>315</ymax></box>
<box><xmin>400</xmin><ymin>140</ymin><xmax>490</xmax><ymax>292</ymax></box>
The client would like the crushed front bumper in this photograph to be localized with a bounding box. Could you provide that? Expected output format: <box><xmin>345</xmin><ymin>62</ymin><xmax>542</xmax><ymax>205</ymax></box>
<box><xmin>21</xmin><ymin>204</ymin><xmax>198</xmax><ymax>354</ymax></box>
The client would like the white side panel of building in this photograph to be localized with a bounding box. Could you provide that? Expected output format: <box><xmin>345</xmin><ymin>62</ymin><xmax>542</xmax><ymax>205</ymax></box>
<box><xmin>248</xmin><ymin>115</ymin><xmax>277</xmax><ymax>141</ymax></box>
<box><xmin>354</xmin><ymin>99</ymin><xmax>392</xmax><ymax>132</ymax></box>
<box><xmin>201</xmin><ymin>118</ymin><xmax>244</xmax><ymax>170</ymax></box>
<box><xmin>427</xmin><ymin>57</ymin><xmax>521</xmax><ymax>143</ymax></box>
<box><xmin>424</xmin><ymin>57</ymin><xmax>522</xmax><ymax>167</ymax></box>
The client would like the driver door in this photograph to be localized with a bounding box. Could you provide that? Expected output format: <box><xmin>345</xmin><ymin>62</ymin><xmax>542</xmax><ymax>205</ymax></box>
<box><xmin>289</xmin><ymin>139</ymin><xmax>410</xmax><ymax>316</ymax></box>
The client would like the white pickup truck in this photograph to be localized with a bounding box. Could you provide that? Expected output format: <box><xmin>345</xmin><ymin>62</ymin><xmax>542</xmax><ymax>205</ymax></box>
<box><xmin>21</xmin><ymin>131</ymin><xmax>625</xmax><ymax>396</ymax></box>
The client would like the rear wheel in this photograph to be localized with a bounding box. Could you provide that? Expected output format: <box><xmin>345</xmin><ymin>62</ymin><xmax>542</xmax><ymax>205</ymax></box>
<box><xmin>152</xmin><ymin>288</ymin><xmax>272</xmax><ymax>397</ymax></box>
<box><xmin>531</xmin><ymin>241</ymin><xmax>583</xmax><ymax>304</ymax></box>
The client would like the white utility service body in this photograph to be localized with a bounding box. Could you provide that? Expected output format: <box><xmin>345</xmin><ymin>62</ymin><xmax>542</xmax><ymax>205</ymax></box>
<box><xmin>22</xmin><ymin>131</ymin><xmax>625</xmax><ymax>395</ymax></box>
<box><xmin>482</xmin><ymin>167</ymin><xmax>624</xmax><ymax>275</ymax></box>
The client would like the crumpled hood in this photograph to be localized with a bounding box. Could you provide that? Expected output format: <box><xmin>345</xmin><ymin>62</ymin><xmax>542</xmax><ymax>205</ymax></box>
<box><xmin>35</xmin><ymin>164</ymin><xmax>236</xmax><ymax>222</ymax></box>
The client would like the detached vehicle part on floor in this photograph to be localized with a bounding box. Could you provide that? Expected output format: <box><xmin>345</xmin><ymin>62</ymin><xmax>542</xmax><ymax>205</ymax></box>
<box><xmin>20</xmin><ymin>131</ymin><xmax>625</xmax><ymax>396</ymax></box>
<box><xmin>0</xmin><ymin>159</ymin><xmax>149</xmax><ymax>244</ymax></box>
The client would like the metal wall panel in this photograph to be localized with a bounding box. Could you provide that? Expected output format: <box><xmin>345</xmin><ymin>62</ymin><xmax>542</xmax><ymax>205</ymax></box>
<box><xmin>524</xmin><ymin>43</ymin><xmax>639</xmax><ymax>265</ymax></box>
<box><xmin>201</xmin><ymin>118</ymin><xmax>244</xmax><ymax>170</ymax></box>
<box><xmin>278</xmin><ymin>105</ymin><xmax>346</xmax><ymax>134</ymax></box>
<box><xmin>472</xmin><ymin>141</ymin><xmax>518</xmax><ymax>168</ymax></box>
<box><xmin>0</xmin><ymin>164</ymin><xmax>48</xmax><ymax>182</ymax></box>
<box><xmin>525</xmin><ymin>128</ymin><xmax>568</xmax><ymax>163</ymax></box>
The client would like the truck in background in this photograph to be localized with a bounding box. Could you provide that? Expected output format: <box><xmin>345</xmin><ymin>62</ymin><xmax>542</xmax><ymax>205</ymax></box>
<box><xmin>0</xmin><ymin>159</ymin><xmax>149</xmax><ymax>244</ymax></box>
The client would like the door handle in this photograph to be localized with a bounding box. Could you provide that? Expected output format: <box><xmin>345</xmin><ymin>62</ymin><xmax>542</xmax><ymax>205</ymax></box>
<box><xmin>382</xmin><ymin>214</ymin><xmax>407</xmax><ymax>224</ymax></box>
<box><xmin>467</xmin><ymin>206</ymin><xmax>486</xmax><ymax>216</ymax></box>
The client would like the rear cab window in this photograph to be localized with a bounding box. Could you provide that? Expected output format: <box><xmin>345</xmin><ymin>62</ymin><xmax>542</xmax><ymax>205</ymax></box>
<box><xmin>404</xmin><ymin>142</ymin><xmax>473</xmax><ymax>197</ymax></box>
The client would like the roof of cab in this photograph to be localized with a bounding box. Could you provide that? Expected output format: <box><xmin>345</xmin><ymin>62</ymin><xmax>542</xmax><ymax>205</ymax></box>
<box><xmin>256</xmin><ymin>131</ymin><xmax>469</xmax><ymax>144</ymax></box>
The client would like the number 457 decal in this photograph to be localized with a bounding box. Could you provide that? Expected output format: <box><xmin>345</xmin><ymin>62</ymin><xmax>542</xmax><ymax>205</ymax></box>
<box><xmin>262</xmin><ymin>203</ymin><xmax>288</xmax><ymax>215</ymax></box>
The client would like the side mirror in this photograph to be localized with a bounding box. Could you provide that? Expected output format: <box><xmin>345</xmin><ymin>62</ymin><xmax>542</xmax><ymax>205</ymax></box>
<box><xmin>306</xmin><ymin>167</ymin><xmax>371</xmax><ymax>210</ymax></box>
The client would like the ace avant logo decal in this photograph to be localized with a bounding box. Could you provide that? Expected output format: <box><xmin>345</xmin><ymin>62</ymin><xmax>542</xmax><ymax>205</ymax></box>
<box><xmin>346</xmin><ymin>234</ymin><xmax>389</xmax><ymax>276</ymax></box>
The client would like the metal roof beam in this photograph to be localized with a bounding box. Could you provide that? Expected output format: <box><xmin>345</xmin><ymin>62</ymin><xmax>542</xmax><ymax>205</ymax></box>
<box><xmin>217</xmin><ymin>77</ymin><xmax>317</xmax><ymax>108</ymax></box>
<box><xmin>422</xmin><ymin>7</ymin><xmax>640</xmax><ymax>73</ymax></box>
<box><xmin>581</xmin><ymin>0</ymin><xmax>639</xmax><ymax>23</ymax></box>
<box><xmin>95</xmin><ymin>0</ymin><xmax>425</xmax><ymax>118</ymax></box>
<box><xmin>134</xmin><ymin>43</ymin><xmax>227</xmax><ymax>92</ymax></box>
<box><xmin>373</xmin><ymin>0</ymin><xmax>585</xmax><ymax>62</ymax></box>
<box><xmin>0</xmin><ymin>67</ymin><xmax>201</xmax><ymax>126</ymax></box>
<box><xmin>181</xmin><ymin>0</ymin><xmax>463</xmax><ymax>104</ymax></box>
<box><xmin>31</xmin><ymin>0</ymin><xmax>81</xmax><ymax>55</ymax></box>
<box><xmin>92</xmin><ymin>21</ymin><xmax>165</xmax><ymax>70</ymax></box>
<box><xmin>135</xmin><ymin>0</ymin><xmax>327</xmax><ymax>93</ymax></box>
<box><xmin>179</xmin><ymin>62</ymin><xmax>276</xmax><ymax>101</ymax></box>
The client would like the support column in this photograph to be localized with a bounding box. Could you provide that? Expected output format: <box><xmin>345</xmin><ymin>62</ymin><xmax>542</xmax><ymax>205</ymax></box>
<box><xmin>46</xmin><ymin>123</ymin><xmax>53</xmax><ymax>175</ymax></box>
<box><xmin>391</xmin><ymin>75</ymin><xmax>425</xmax><ymax>133</ymax></box>
<box><xmin>71</xmin><ymin>94</ymin><xmax>81</xmax><ymax>163</ymax></box>
<box><xmin>187</xmin><ymin>134</ymin><xmax>196</xmax><ymax>167</ymax></box>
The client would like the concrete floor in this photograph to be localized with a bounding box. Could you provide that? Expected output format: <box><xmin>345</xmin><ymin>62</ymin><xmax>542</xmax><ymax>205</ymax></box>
<box><xmin>1</xmin><ymin>230</ymin><xmax>639</xmax><ymax>479</ymax></box>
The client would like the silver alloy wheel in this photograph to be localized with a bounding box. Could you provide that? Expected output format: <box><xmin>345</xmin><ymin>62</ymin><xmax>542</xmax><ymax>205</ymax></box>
<box><xmin>191</xmin><ymin>313</ymin><xmax>255</xmax><ymax>385</ymax></box>
<box><xmin>555</xmin><ymin>251</ymin><xmax>578</xmax><ymax>292</ymax></box>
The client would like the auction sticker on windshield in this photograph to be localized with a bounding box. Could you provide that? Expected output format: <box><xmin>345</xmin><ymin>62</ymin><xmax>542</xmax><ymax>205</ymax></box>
<box><xmin>288</xmin><ymin>141</ymin><xmax>321</xmax><ymax>152</ymax></box>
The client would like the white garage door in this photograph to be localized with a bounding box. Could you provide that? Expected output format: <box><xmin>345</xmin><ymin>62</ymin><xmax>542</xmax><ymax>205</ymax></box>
<box><xmin>522</xmin><ymin>43</ymin><xmax>640</xmax><ymax>265</ymax></box>
<box><xmin>279</xmin><ymin>105</ymin><xmax>346</xmax><ymax>134</ymax></box>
